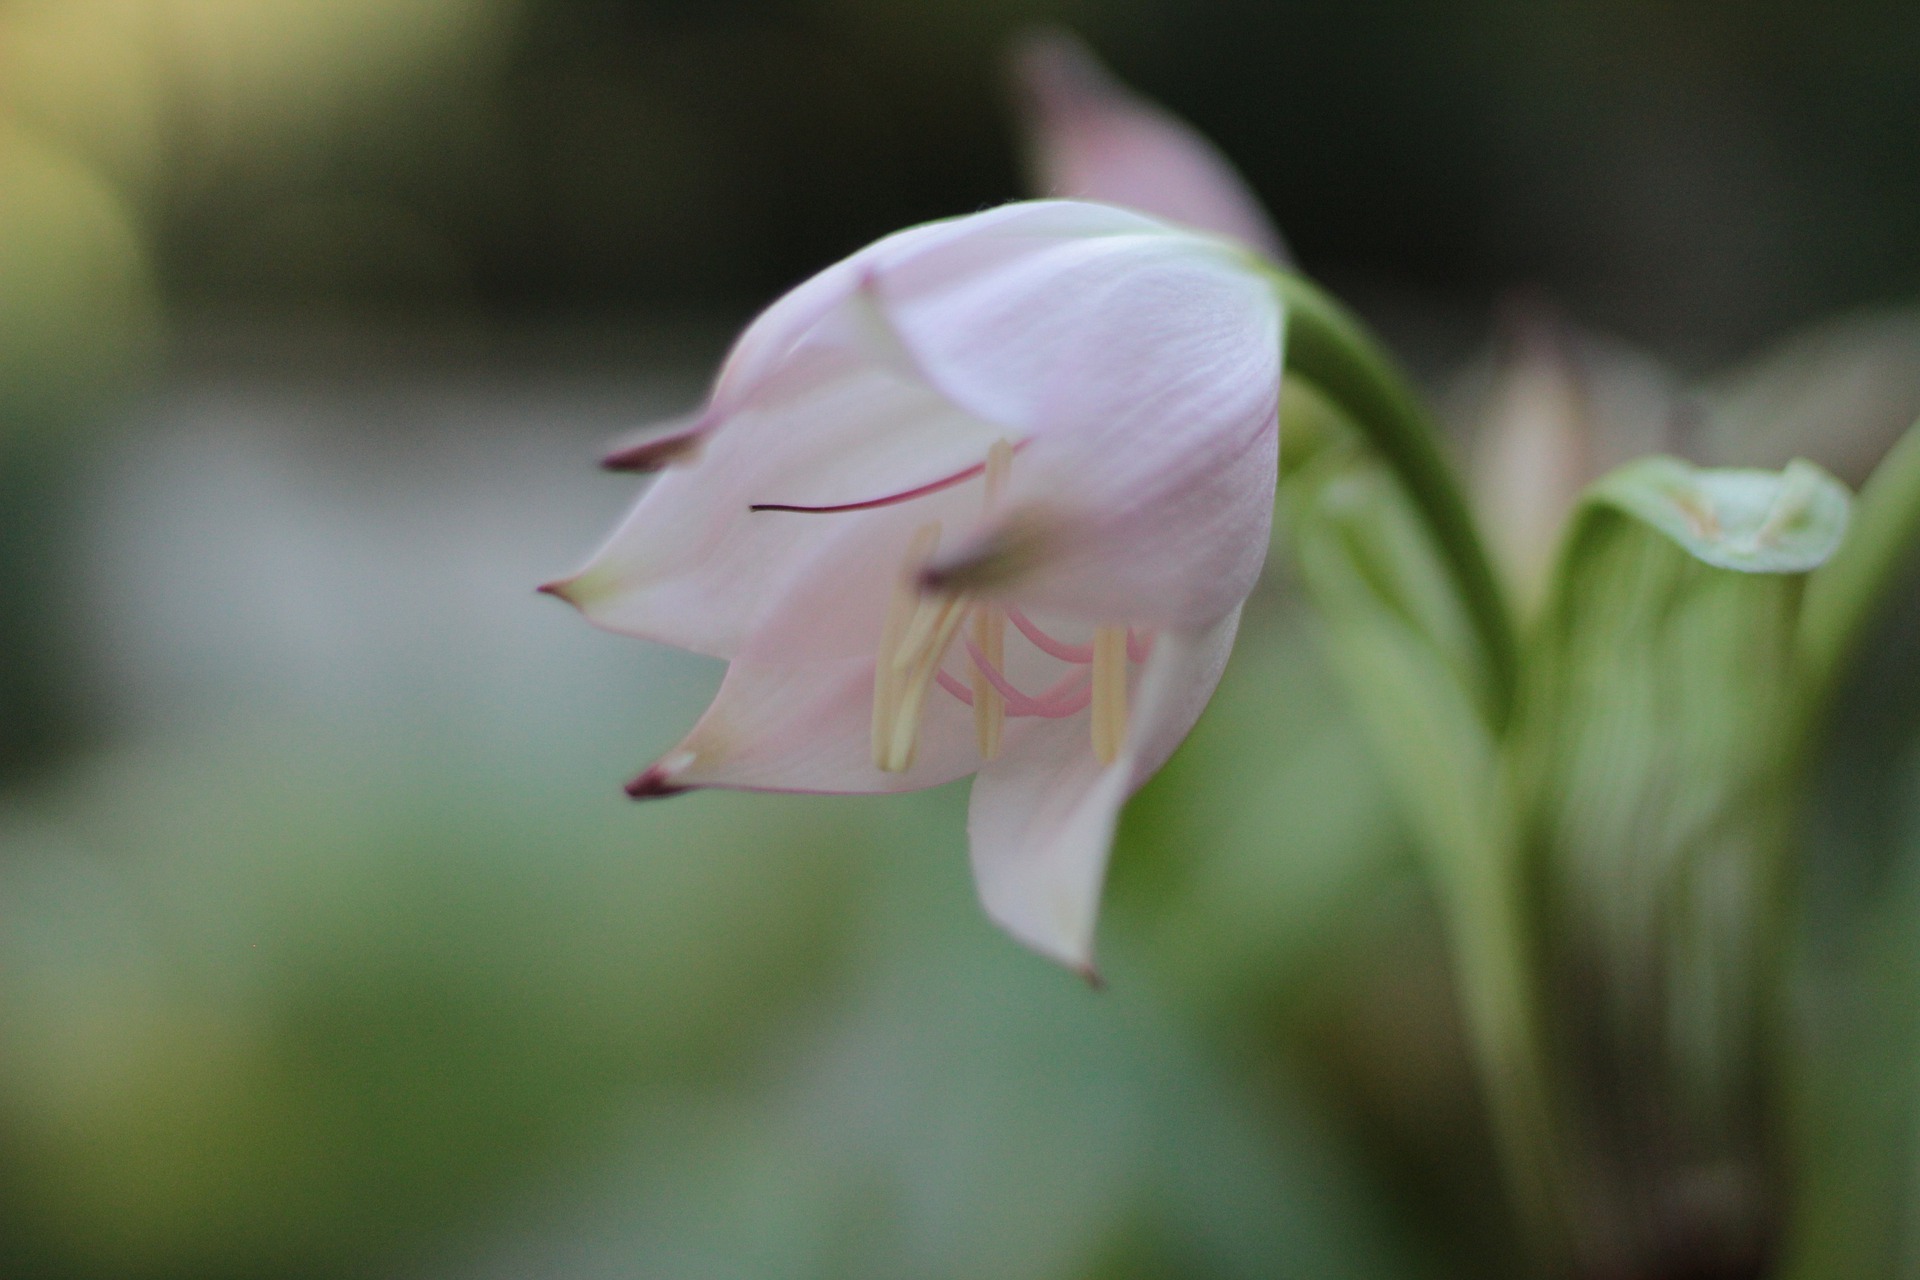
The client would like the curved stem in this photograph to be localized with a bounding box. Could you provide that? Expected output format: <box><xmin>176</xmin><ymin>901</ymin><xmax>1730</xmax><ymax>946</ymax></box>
<box><xmin>1266</xmin><ymin>267</ymin><xmax>1519</xmax><ymax>726</ymax></box>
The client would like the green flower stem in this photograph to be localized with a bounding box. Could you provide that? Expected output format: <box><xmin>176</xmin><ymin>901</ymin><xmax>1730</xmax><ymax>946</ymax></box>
<box><xmin>1798</xmin><ymin>416</ymin><xmax>1920</xmax><ymax>708</ymax></box>
<box><xmin>1268</xmin><ymin>268</ymin><xmax>1520</xmax><ymax>726</ymax></box>
<box><xmin>1280</xmin><ymin>377</ymin><xmax>1569</xmax><ymax>1270</ymax></box>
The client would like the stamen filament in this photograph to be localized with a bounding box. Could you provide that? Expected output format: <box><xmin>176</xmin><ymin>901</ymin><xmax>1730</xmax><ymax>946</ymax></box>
<box><xmin>1091</xmin><ymin>625</ymin><xmax>1128</xmax><ymax>766</ymax></box>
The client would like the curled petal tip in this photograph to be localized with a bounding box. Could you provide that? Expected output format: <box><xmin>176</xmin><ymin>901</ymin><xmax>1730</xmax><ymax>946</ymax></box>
<box><xmin>537</xmin><ymin>578</ymin><xmax>575</xmax><ymax>603</ymax></box>
<box><xmin>602</xmin><ymin>417</ymin><xmax>710</xmax><ymax>472</ymax></box>
<box><xmin>625</xmin><ymin>763</ymin><xmax>693</xmax><ymax>800</ymax></box>
<box><xmin>1075</xmin><ymin>963</ymin><xmax>1106</xmax><ymax>992</ymax></box>
<box><xmin>1012</xmin><ymin>27</ymin><xmax>1114</xmax><ymax>112</ymax></box>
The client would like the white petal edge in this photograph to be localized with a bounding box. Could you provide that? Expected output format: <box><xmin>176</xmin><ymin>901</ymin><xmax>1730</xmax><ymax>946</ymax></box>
<box><xmin>964</xmin><ymin>604</ymin><xmax>1245</xmax><ymax>970</ymax></box>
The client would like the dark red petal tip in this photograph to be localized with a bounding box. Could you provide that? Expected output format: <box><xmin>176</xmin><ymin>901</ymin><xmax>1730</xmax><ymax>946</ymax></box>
<box><xmin>625</xmin><ymin>766</ymin><xmax>691</xmax><ymax>800</ymax></box>
<box><xmin>1075</xmin><ymin>963</ymin><xmax>1107</xmax><ymax>992</ymax></box>
<box><xmin>602</xmin><ymin>417</ymin><xmax>710</xmax><ymax>472</ymax></box>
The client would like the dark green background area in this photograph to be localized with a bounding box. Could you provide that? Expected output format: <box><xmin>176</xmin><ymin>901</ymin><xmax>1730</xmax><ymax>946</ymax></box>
<box><xmin>144</xmin><ymin>0</ymin><xmax>1920</xmax><ymax>361</ymax></box>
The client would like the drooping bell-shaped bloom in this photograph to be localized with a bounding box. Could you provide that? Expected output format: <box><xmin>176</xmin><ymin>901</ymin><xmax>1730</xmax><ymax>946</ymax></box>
<box><xmin>543</xmin><ymin>200</ymin><xmax>1283</xmax><ymax>973</ymax></box>
<box><xmin>1013</xmin><ymin>30</ymin><xmax>1288</xmax><ymax>260</ymax></box>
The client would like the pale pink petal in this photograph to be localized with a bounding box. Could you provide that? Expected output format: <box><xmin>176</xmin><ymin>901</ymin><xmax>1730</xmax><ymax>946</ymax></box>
<box><xmin>632</xmin><ymin>481</ymin><xmax>1013</xmax><ymax>794</ymax></box>
<box><xmin>966</xmin><ymin>606</ymin><xmax>1244</xmax><ymax>969</ymax></box>
<box><xmin>1015</xmin><ymin>31</ymin><xmax>1286</xmax><ymax>259</ymax></box>
<box><xmin>710</xmin><ymin>199</ymin><xmax>1174</xmax><ymax>421</ymax></box>
<box><xmin>918</xmin><ymin>359</ymin><xmax>1280</xmax><ymax>629</ymax></box>
<box><xmin>880</xmin><ymin>230</ymin><xmax>1282</xmax><ymax>627</ymax></box>
<box><xmin>939</xmin><ymin>412</ymin><xmax>1279</xmax><ymax>630</ymax></box>
<box><xmin>843</xmin><ymin>232</ymin><xmax>1285</xmax><ymax>632</ymax></box>
<box><xmin>547</xmin><ymin>362</ymin><xmax>1003</xmax><ymax>657</ymax></box>
<box><xmin>639</xmin><ymin>650</ymin><xmax>986</xmax><ymax>796</ymax></box>
<box><xmin>547</xmin><ymin>202</ymin><xmax>1202</xmax><ymax>656</ymax></box>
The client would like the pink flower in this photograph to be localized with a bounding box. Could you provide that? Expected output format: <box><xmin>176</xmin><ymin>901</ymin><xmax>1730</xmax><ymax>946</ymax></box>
<box><xmin>543</xmin><ymin>200</ymin><xmax>1283</xmax><ymax>973</ymax></box>
<box><xmin>1013</xmin><ymin>31</ymin><xmax>1287</xmax><ymax>259</ymax></box>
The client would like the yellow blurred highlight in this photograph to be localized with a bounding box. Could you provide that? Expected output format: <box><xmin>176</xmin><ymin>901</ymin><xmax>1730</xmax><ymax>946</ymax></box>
<box><xmin>0</xmin><ymin>0</ymin><xmax>521</xmax><ymax>201</ymax></box>
<box><xmin>0</xmin><ymin>118</ymin><xmax>158</xmax><ymax>429</ymax></box>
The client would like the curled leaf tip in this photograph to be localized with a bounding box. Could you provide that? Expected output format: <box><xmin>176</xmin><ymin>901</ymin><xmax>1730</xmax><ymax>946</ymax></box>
<box><xmin>1584</xmin><ymin>455</ymin><xmax>1852</xmax><ymax>574</ymax></box>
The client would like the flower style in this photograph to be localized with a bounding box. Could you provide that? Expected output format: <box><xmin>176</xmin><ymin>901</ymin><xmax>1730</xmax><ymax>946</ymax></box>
<box><xmin>543</xmin><ymin>200</ymin><xmax>1284</xmax><ymax>972</ymax></box>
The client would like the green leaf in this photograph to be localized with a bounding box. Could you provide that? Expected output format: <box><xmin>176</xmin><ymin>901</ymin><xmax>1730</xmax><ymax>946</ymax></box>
<box><xmin>1509</xmin><ymin>456</ymin><xmax>1849</xmax><ymax>1270</ymax></box>
<box><xmin>1580</xmin><ymin>455</ymin><xmax>1850</xmax><ymax>575</ymax></box>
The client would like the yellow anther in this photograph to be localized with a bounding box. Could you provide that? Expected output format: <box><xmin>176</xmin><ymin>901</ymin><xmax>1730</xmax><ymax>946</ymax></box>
<box><xmin>882</xmin><ymin>594</ymin><xmax>969</xmax><ymax>773</ymax></box>
<box><xmin>873</xmin><ymin>523</ymin><xmax>942</xmax><ymax>770</ymax></box>
<box><xmin>873</xmin><ymin>440</ymin><xmax>1020</xmax><ymax>772</ymax></box>
<box><xmin>1091</xmin><ymin>625</ymin><xmax>1128</xmax><ymax>766</ymax></box>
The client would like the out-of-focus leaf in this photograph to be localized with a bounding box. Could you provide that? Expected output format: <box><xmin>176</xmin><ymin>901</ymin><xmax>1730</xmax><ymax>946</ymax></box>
<box><xmin>1579</xmin><ymin>456</ymin><xmax>1849</xmax><ymax>575</ymax></box>
<box><xmin>1118</xmin><ymin>600</ymin><xmax>1406</xmax><ymax>1008</ymax></box>
<box><xmin>435</xmin><ymin>838</ymin><xmax>1429</xmax><ymax>1280</ymax></box>
<box><xmin>0</xmin><ymin>720</ymin><xmax>867</xmax><ymax>1278</ymax></box>
<box><xmin>1800</xmin><ymin>418</ymin><xmax>1920</xmax><ymax>703</ymax></box>
<box><xmin>1510</xmin><ymin>456</ymin><xmax>1849</xmax><ymax>1275</ymax></box>
<box><xmin>1778</xmin><ymin>856</ymin><xmax>1920</xmax><ymax>1280</ymax></box>
<box><xmin>1278</xmin><ymin>381</ymin><xmax>1495</xmax><ymax>864</ymax></box>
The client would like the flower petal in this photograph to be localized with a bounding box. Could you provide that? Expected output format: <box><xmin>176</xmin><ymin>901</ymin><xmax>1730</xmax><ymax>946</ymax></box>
<box><xmin>879</xmin><ymin>228</ymin><xmax>1283</xmax><ymax>628</ymax></box>
<box><xmin>931</xmin><ymin>417</ymin><xmax>1279</xmax><ymax>630</ymax></box>
<box><xmin>1014</xmin><ymin>30</ymin><xmax>1287</xmax><ymax>259</ymax></box>
<box><xmin>548</xmin><ymin>201</ymin><xmax>1203</xmax><ymax>656</ymax></box>
<box><xmin>548</xmin><ymin>361</ymin><xmax>1003</xmax><ymax>657</ymax></box>
<box><xmin>635</xmin><ymin>481</ymin><xmax>1020</xmax><ymax>794</ymax></box>
<box><xmin>644</xmin><ymin>648</ymin><xmax>986</xmax><ymax>796</ymax></box>
<box><xmin>713</xmin><ymin>199</ymin><xmax>1176</xmax><ymax>422</ymax></box>
<box><xmin>966</xmin><ymin>605</ymin><xmax>1244</xmax><ymax>969</ymax></box>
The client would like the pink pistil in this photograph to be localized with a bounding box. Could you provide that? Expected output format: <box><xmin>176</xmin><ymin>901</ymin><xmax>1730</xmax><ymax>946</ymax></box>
<box><xmin>935</xmin><ymin>662</ymin><xmax>1093</xmax><ymax>719</ymax></box>
<box><xmin>935</xmin><ymin>670</ymin><xmax>975</xmax><ymax>706</ymax></box>
<box><xmin>1005</xmin><ymin>607</ymin><xmax>1095</xmax><ymax>663</ymax></box>
<box><xmin>962</xmin><ymin>640</ymin><xmax>1095</xmax><ymax>717</ymax></box>
<box><xmin>750</xmin><ymin>441</ymin><xmax>1028</xmax><ymax>515</ymax></box>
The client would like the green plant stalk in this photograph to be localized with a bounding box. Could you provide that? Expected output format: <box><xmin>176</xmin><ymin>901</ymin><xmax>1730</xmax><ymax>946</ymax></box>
<box><xmin>1280</xmin><ymin>377</ymin><xmax>1569</xmax><ymax>1268</ymax></box>
<box><xmin>1268</xmin><ymin>268</ymin><xmax>1520</xmax><ymax>727</ymax></box>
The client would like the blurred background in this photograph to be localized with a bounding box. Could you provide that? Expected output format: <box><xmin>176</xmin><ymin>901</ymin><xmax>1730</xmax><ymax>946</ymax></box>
<box><xmin>3</xmin><ymin>1</ymin><xmax>1920</xmax><ymax>1276</ymax></box>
